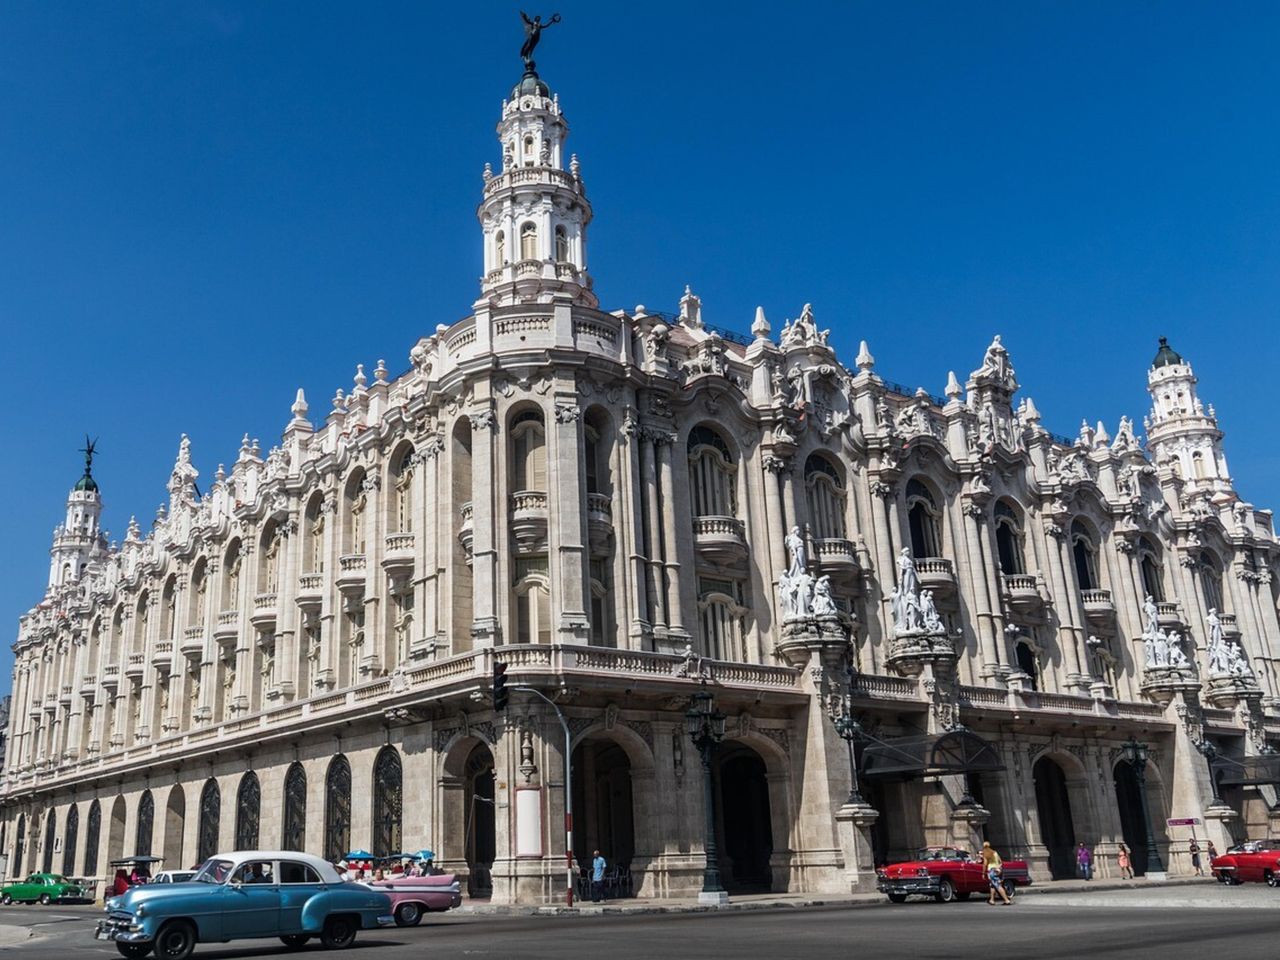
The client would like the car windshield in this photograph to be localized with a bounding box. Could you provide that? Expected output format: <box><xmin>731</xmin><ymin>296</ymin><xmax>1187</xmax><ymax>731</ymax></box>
<box><xmin>192</xmin><ymin>859</ymin><xmax>233</xmax><ymax>884</ymax></box>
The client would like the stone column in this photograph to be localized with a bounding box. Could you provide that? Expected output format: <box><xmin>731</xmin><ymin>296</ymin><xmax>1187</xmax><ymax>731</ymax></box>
<box><xmin>639</xmin><ymin>434</ymin><xmax>664</xmax><ymax>634</ymax></box>
<box><xmin>469</xmin><ymin>407</ymin><xmax>501</xmax><ymax>644</ymax></box>
<box><xmin>960</xmin><ymin>507</ymin><xmax>1003</xmax><ymax>678</ymax></box>
<box><xmin>833</xmin><ymin>802</ymin><xmax>881</xmax><ymax>893</ymax></box>
<box><xmin>656</xmin><ymin>436</ymin><xmax>687</xmax><ymax>644</ymax></box>
<box><xmin>1044</xmin><ymin>527</ymin><xmax>1088</xmax><ymax>688</ymax></box>
<box><xmin>420</xmin><ymin>439</ymin><xmax>441</xmax><ymax>653</ymax></box>
<box><xmin>617</xmin><ymin>419</ymin><xmax>650</xmax><ymax>646</ymax></box>
<box><xmin>549</xmin><ymin>397</ymin><xmax>590</xmax><ymax>641</ymax></box>
<box><xmin>865</xmin><ymin>479</ymin><xmax>898</xmax><ymax>675</ymax></box>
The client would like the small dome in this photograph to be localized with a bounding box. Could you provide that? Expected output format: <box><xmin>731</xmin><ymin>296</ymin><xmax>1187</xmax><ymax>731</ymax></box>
<box><xmin>1152</xmin><ymin>336</ymin><xmax>1184</xmax><ymax>368</ymax></box>
<box><xmin>74</xmin><ymin>473</ymin><xmax>98</xmax><ymax>493</ymax></box>
<box><xmin>512</xmin><ymin>71</ymin><xmax>550</xmax><ymax>99</ymax></box>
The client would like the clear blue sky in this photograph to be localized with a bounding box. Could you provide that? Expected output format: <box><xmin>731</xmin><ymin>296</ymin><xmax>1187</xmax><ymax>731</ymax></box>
<box><xmin>3</xmin><ymin>2</ymin><xmax>1279</xmax><ymax>693</ymax></box>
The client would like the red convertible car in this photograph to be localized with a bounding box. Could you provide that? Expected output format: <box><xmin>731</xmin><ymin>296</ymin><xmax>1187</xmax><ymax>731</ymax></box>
<box><xmin>1211</xmin><ymin>840</ymin><xmax>1280</xmax><ymax>886</ymax></box>
<box><xmin>877</xmin><ymin>847</ymin><xmax>1032</xmax><ymax>903</ymax></box>
<box><xmin>362</xmin><ymin>872</ymin><xmax>463</xmax><ymax>926</ymax></box>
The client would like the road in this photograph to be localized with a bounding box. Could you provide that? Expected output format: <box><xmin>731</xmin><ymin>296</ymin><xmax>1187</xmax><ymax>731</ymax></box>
<box><xmin>5</xmin><ymin>887</ymin><xmax>1280</xmax><ymax>960</ymax></box>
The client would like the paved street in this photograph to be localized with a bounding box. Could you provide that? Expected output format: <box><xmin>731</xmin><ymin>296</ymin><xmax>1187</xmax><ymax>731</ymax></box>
<box><xmin>4</xmin><ymin>886</ymin><xmax>1280</xmax><ymax>960</ymax></box>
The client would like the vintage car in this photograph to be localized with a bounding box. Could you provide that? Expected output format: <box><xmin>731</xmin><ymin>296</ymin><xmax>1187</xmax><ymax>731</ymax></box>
<box><xmin>94</xmin><ymin>850</ymin><xmax>394</xmax><ymax>960</ymax></box>
<box><xmin>1</xmin><ymin>872</ymin><xmax>87</xmax><ymax>905</ymax></box>
<box><xmin>362</xmin><ymin>871</ymin><xmax>463</xmax><ymax>925</ymax></box>
<box><xmin>150</xmin><ymin>871</ymin><xmax>197</xmax><ymax>885</ymax></box>
<box><xmin>877</xmin><ymin>847</ymin><xmax>1032</xmax><ymax>903</ymax></box>
<box><xmin>1211</xmin><ymin>839</ymin><xmax>1280</xmax><ymax>885</ymax></box>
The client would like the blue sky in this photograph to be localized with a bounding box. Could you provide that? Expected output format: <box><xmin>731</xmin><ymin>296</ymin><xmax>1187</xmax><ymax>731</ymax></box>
<box><xmin>2</xmin><ymin>2</ymin><xmax>1279</xmax><ymax>693</ymax></box>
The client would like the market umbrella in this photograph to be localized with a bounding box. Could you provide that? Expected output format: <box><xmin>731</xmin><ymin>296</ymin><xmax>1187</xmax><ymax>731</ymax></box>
<box><xmin>344</xmin><ymin>850</ymin><xmax>374</xmax><ymax>861</ymax></box>
<box><xmin>412</xmin><ymin>850</ymin><xmax>436</xmax><ymax>861</ymax></box>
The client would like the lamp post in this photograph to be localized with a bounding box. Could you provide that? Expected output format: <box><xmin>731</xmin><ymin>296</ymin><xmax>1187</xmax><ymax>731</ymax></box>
<box><xmin>832</xmin><ymin>712</ymin><xmax>865</xmax><ymax>806</ymax></box>
<box><xmin>1121</xmin><ymin>738</ymin><xmax>1166</xmax><ymax>877</ymax></box>
<box><xmin>686</xmin><ymin>685</ymin><xmax>728</xmax><ymax>905</ymax></box>
<box><xmin>1195</xmin><ymin>739</ymin><xmax>1223</xmax><ymax>805</ymax></box>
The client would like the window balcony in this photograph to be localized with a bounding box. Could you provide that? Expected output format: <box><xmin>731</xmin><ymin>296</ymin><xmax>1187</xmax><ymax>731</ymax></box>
<box><xmin>181</xmin><ymin>625</ymin><xmax>205</xmax><ymax>658</ymax></box>
<box><xmin>79</xmin><ymin>674</ymin><xmax>98</xmax><ymax>697</ymax></box>
<box><xmin>692</xmin><ymin>515</ymin><xmax>748</xmax><ymax>566</ymax></box>
<box><xmin>101</xmin><ymin>664</ymin><xmax>121</xmax><ymax>689</ymax></box>
<box><xmin>813</xmin><ymin>538</ymin><xmax>861</xmax><ymax>582</ymax></box>
<box><xmin>251</xmin><ymin>592</ymin><xmax>279</xmax><ymax>628</ymax></box>
<box><xmin>1001</xmin><ymin>573</ymin><xmax>1044</xmax><ymax>613</ymax></box>
<box><xmin>1081</xmin><ymin>588</ymin><xmax>1115</xmax><ymax>624</ymax></box>
<box><xmin>152</xmin><ymin>640</ymin><xmax>174</xmax><ymax>673</ymax></box>
<box><xmin>336</xmin><ymin>554</ymin><xmax>368</xmax><ymax>595</ymax></box>
<box><xmin>382</xmin><ymin>532</ymin><xmax>416</xmax><ymax>576</ymax></box>
<box><xmin>587</xmin><ymin>493</ymin><xmax>614</xmax><ymax>555</ymax></box>
<box><xmin>59</xmin><ymin>684</ymin><xmax>73</xmax><ymax>705</ymax></box>
<box><xmin>510</xmin><ymin>490</ymin><xmax>549</xmax><ymax>552</ymax></box>
<box><xmin>296</xmin><ymin>573</ymin><xmax>324</xmax><ymax>608</ymax></box>
<box><xmin>1156</xmin><ymin>601</ymin><xmax>1186</xmax><ymax>631</ymax></box>
<box><xmin>915</xmin><ymin>557</ymin><xmax>957</xmax><ymax>596</ymax></box>
<box><xmin>458</xmin><ymin>502</ymin><xmax>474</xmax><ymax>564</ymax></box>
<box><xmin>214</xmin><ymin>609</ymin><xmax>240</xmax><ymax>641</ymax></box>
<box><xmin>124</xmin><ymin>652</ymin><xmax>146</xmax><ymax>679</ymax></box>
<box><xmin>1221</xmin><ymin>612</ymin><xmax>1241</xmax><ymax>639</ymax></box>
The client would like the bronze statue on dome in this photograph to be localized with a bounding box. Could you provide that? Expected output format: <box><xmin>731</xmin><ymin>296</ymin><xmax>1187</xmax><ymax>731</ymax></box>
<box><xmin>520</xmin><ymin>11</ymin><xmax>561</xmax><ymax>71</ymax></box>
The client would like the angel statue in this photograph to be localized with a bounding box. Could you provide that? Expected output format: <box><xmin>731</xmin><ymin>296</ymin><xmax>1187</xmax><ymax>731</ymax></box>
<box><xmin>520</xmin><ymin>11</ymin><xmax>562</xmax><ymax>69</ymax></box>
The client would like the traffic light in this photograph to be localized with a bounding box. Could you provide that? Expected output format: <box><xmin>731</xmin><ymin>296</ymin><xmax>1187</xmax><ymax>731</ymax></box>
<box><xmin>493</xmin><ymin>660</ymin><xmax>509</xmax><ymax>712</ymax></box>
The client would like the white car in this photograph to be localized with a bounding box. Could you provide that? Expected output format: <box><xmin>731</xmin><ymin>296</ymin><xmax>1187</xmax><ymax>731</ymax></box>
<box><xmin>150</xmin><ymin>870</ymin><xmax>196</xmax><ymax>884</ymax></box>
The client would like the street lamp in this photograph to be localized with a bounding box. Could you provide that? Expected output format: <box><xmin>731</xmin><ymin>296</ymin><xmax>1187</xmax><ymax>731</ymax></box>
<box><xmin>832</xmin><ymin>712</ymin><xmax>865</xmax><ymax>806</ymax></box>
<box><xmin>686</xmin><ymin>686</ymin><xmax>728</xmax><ymax>905</ymax></box>
<box><xmin>1121</xmin><ymin>738</ymin><xmax>1166</xmax><ymax>877</ymax></box>
<box><xmin>1195</xmin><ymin>739</ymin><xmax>1223</xmax><ymax>805</ymax></box>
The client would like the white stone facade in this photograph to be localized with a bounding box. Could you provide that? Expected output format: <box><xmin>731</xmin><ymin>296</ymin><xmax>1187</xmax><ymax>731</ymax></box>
<box><xmin>4</xmin><ymin>66</ymin><xmax>1280</xmax><ymax>898</ymax></box>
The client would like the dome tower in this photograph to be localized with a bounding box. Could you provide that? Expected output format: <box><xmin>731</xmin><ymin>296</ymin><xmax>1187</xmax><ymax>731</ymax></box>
<box><xmin>1144</xmin><ymin>337</ymin><xmax>1233</xmax><ymax>500</ymax></box>
<box><xmin>48</xmin><ymin>437</ymin><xmax>109</xmax><ymax>590</ymax></box>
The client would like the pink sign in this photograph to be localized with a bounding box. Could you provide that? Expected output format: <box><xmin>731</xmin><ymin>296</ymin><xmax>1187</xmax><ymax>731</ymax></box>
<box><xmin>1166</xmin><ymin>817</ymin><xmax>1202</xmax><ymax>826</ymax></box>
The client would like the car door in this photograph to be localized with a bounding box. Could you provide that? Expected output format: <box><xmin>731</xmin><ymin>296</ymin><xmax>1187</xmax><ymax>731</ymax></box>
<box><xmin>277</xmin><ymin>861</ymin><xmax>322</xmax><ymax>933</ymax></box>
<box><xmin>223</xmin><ymin>860</ymin><xmax>282</xmax><ymax>938</ymax></box>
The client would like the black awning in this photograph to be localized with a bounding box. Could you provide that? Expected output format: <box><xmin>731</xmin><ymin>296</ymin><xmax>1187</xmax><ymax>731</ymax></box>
<box><xmin>1212</xmin><ymin>754</ymin><xmax>1280</xmax><ymax>787</ymax></box>
<box><xmin>862</xmin><ymin>729</ymin><xmax>1005</xmax><ymax>780</ymax></box>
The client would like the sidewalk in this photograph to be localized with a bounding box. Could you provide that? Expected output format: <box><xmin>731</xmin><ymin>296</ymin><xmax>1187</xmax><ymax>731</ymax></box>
<box><xmin>0</xmin><ymin>924</ymin><xmax>33</xmax><ymax>947</ymax></box>
<box><xmin>453</xmin><ymin>875</ymin><xmax>1215</xmax><ymax>917</ymax></box>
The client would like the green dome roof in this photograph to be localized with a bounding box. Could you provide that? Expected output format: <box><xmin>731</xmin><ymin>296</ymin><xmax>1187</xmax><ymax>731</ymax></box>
<box><xmin>73</xmin><ymin>472</ymin><xmax>98</xmax><ymax>493</ymax></box>
<box><xmin>1152</xmin><ymin>336</ymin><xmax>1183</xmax><ymax>368</ymax></box>
<box><xmin>512</xmin><ymin>71</ymin><xmax>550</xmax><ymax>99</ymax></box>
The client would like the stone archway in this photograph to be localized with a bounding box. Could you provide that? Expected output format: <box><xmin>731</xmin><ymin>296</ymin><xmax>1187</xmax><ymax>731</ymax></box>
<box><xmin>107</xmin><ymin>796</ymin><xmax>127</xmax><ymax>863</ymax></box>
<box><xmin>572</xmin><ymin>738</ymin><xmax>635</xmax><ymax>871</ymax></box>
<box><xmin>714</xmin><ymin>743</ymin><xmax>774</xmax><ymax>892</ymax></box>
<box><xmin>163</xmin><ymin>786</ymin><xmax>186</xmax><ymax>870</ymax></box>
<box><xmin>1033</xmin><ymin>757</ymin><xmax>1076</xmax><ymax>879</ymax></box>
<box><xmin>441</xmin><ymin>737</ymin><xmax>496</xmax><ymax>899</ymax></box>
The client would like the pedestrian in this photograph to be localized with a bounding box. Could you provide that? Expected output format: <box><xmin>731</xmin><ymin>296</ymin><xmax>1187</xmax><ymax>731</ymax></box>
<box><xmin>1207</xmin><ymin>840</ymin><xmax>1219</xmax><ymax>862</ymax></box>
<box><xmin>1076</xmin><ymin>842</ymin><xmax>1093</xmax><ymax>881</ymax></box>
<box><xmin>979</xmin><ymin>841</ymin><xmax>1012</xmax><ymax>906</ymax></box>
<box><xmin>1117</xmin><ymin>843</ymin><xmax>1133</xmax><ymax>880</ymax></box>
<box><xmin>591</xmin><ymin>849</ymin><xmax>607</xmax><ymax>903</ymax></box>
<box><xmin>1189</xmin><ymin>839</ymin><xmax>1203</xmax><ymax>876</ymax></box>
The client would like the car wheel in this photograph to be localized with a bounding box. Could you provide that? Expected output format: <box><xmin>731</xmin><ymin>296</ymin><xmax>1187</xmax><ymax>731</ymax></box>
<box><xmin>281</xmin><ymin>935</ymin><xmax>312</xmax><ymax>950</ymax></box>
<box><xmin>936</xmin><ymin>879</ymin><xmax>956</xmax><ymax>903</ymax></box>
<box><xmin>116</xmin><ymin>944</ymin><xmax>153</xmax><ymax>960</ymax></box>
<box><xmin>1</xmin><ymin>894</ymin><xmax>11</xmax><ymax>905</ymax></box>
<box><xmin>153</xmin><ymin>920</ymin><xmax>196</xmax><ymax>960</ymax></box>
<box><xmin>320</xmin><ymin>915</ymin><xmax>358</xmax><ymax>949</ymax></box>
<box><xmin>887</xmin><ymin>893</ymin><xmax>908</xmax><ymax>904</ymax></box>
<box><xmin>1267</xmin><ymin>871</ymin><xmax>1279</xmax><ymax>888</ymax></box>
<box><xmin>1002</xmin><ymin>880</ymin><xmax>1017</xmax><ymax>900</ymax></box>
<box><xmin>39</xmin><ymin>893</ymin><xmax>52</xmax><ymax>906</ymax></box>
<box><xmin>395</xmin><ymin>903</ymin><xmax>423</xmax><ymax>927</ymax></box>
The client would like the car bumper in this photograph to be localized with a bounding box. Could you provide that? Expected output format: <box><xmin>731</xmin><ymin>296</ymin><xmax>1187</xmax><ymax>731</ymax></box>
<box><xmin>376</xmin><ymin>914</ymin><xmax>396</xmax><ymax>928</ymax></box>
<box><xmin>877</xmin><ymin>877</ymin><xmax>943</xmax><ymax>896</ymax></box>
<box><xmin>95</xmin><ymin>917</ymin><xmax>151</xmax><ymax>944</ymax></box>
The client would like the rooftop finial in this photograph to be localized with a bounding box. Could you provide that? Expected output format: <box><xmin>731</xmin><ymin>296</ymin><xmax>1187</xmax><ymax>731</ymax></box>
<box><xmin>856</xmin><ymin>340</ymin><xmax>875</xmax><ymax>372</ymax></box>
<box><xmin>291</xmin><ymin>388</ymin><xmax>308</xmax><ymax>420</ymax></box>
<box><xmin>80</xmin><ymin>434</ymin><xmax>98</xmax><ymax>477</ymax></box>
<box><xmin>751</xmin><ymin>306</ymin><xmax>770</xmax><ymax>340</ymax></box>
<box><xmin>520</xmin><ymin>11</ymin><xmax>562</xmax><ymax>74</ymax></box>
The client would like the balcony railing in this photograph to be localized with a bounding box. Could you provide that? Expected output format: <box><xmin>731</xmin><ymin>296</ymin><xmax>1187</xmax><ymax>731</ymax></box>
<box><xmin>458</xmin><ymin>502</ymin><xmax>474</xmax><ymax>562</ymax></box>
<box><xmin>510</xmin><ymin>491</ymin><xmax>549</xmax><ymax>551</ymax></box>
<box><xmin>125</xmin><ymin>653</ymin><xmax>145</xmax><ymax>678</ymax></box>
<box><xmin>336</xmin><ymin>555</ymin><xmax>368</xmax><ymax>594</ymax></box>
<box><xmin>382</xmin><ymin>533</ymin><xmax>415</xmax><ymax>574</ymax></box>
<box><xmin>251</xmin><ymin>592</ymin><xmax>279</xmax><ymax>627</ymax></box>
<box><xmin>692</xmin><ymin>515</ymin><xmax>748</xmax><ymax>566</ymax></box>
<box><xmin>1082</xmin><ymin>588</ymin><xmax>1115</xmax><ymax>622</ymax></box>
<box><xmin>181</xmin><ymin>626</ymin><xmax>205</xmax><ymax>658</ymax></box>
<box><xmin>915</xmin><ymin>557</ymin><xmax>957</xmax><ymax>594</ymax></box>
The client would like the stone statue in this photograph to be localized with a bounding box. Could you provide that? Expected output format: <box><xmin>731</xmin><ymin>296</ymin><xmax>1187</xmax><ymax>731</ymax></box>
<box><xmin>1166</xmin><ymin>631</ymin><xmax>1189</xmax><ymax>668</ymax></box>
<box><xmin>520</xmin><ymin>11</ymin><xmax>562</xmax><ymax>69</ymax></box>
<box><xmin>785</xmin><ymin>526</ymin><xmax>807</xmax><ymax>579</ymax></box>
<box><xmin>1142</xmin><ymin>595</ymin><xmax>1160</xmax><ymax>638</ymax></box>
<box><xmin>1206</xmin><ymin>608</ymin><xmax>1224</xmax><ymax>649</ymax></box>
<box><xmin>897</xmin><ymin>549</ymin><xmax>920</xmax><ymax>599</ymax></box>
<box><xmin>1143</xmin><ymin>632</ymin><xmax>1157</xmax><ymax>669</ymax></box>
<box><xmin>919</xmin><ymin>590</ymin><xmax>943</xmax><ymax>634</ymax></box>
<box><xmin>812</xmin><ymin>576</ymin><xmax>837</xmax><ymax>617</ymax></box>
<box><xmin>1227</xmin><ymin>641</ymin><xmax>1253</xmax><ymax>677</ymax></box>
<box><xmin>1151</xmin><ymin>630</ymin><xmax>1169</xmax><ymax>668</ymax></box>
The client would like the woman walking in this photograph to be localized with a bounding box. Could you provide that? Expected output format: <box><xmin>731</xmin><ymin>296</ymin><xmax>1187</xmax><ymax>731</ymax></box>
<box><xmin>979</xmin><ymin>841</ymin><xmax>1013</xmax><ymax>906</ymax></box>
<box><xmin>1117</xmin><ymin>843</ymin><xmax>1133</xmax><ymax>880</ymax></box>
<box><xmin>1189</xmin><ymin>839</ymin><xmax>1204</xmax><ymax>877</ymax></box>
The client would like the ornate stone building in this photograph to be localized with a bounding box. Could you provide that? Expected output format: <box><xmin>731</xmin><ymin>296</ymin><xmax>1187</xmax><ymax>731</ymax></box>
<box><xmin>4</xmin><ymin>60</ymin><xmax>1280</xmax><ymax>901</ymax></box>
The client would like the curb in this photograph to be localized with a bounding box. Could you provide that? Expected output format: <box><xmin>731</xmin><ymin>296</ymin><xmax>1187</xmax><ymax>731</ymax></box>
<box><xmin>0</xmin><ymin>924</ymin><xmax>34</xmax><ymax>947</ymax></box>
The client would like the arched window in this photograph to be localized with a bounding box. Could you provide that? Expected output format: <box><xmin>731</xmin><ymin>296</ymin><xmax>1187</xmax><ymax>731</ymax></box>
<box><xmin>260</xmin><ymin>522</ymin><xmax>282</xmax><ymax>594</ymax></box>
<box><xmin>1139</xmin><ymin>538</ymin><xmax>1164</xmax><ymax>602</ymax></box>
<box><xmin>906</xmin><ymin>478</ymin><xmax>941</xmax><ymax>558</ymax></box>
<box><xmin>235</xmin><ymin>772</ymin><xmax>260</xmax><ymax>851</ymax></box>
<box><xmin>134</xmin><ymin>592</ymin><xmax>150</xmax><ymax>653</ymax></box>
<box><xmin>136</xmin><ymin>790</ymin><xmax>155</xmax><ymax>857</ymax></box>
<box><xmin>282</xmin><ymin>762</ymin><xmax>307</xmax><ymax>852</ymax></box>
<box><xmin>224</xmin><ymin>540</ymin><xmax>242</xmax><ymax>608</ymax></box>
<box><xmin>994</xmin><ymin>500</ymin><xmax>1025</xmax><ymax>575</ymax></box>
<box><xmin>687</xmin><ymin>425</ymin><xmax>736</xmax><ymax>518</ymax></box>
<box><xmin>554</xmin><ymin>225</ymin><xmax>569</xmax><ymax>262</ymax></box>
<box><xmin>805</xmin><ymin>454</ymin><xmax>847</xmax><ymax>540</ymax></box>
<box><xmin>1192</xmin><ymin>450</ymin><xmax>1206</xmax><ymax>479</ymax></box>
<box><xmin>83</xmin><ymin>801</ymin><xmax>101</xmax><ymax>876</ymax></box>
<box><xmin>110</xmin><ymin>607</ymin><xmax>124</xmax><ymax>661</ymax></box>
<box><xmin>324</xmin><ymin>755</ymin><xmax>352</xmax><ymax>863</ymax></box>
<box><xmin>514</xmin><ymin>561</ymin><xmax>551</xmax><ymax>644</ymax></box>
<box><xmin>305</xmin><ymin>494</ymin><xmax>326</xmax><ymax>574</ymax></box>
<box><xmin>346</xmin><ymin>471</ymin><xmax>368</xmax><ymax>556</ymax></box>
<box><xmin>14</xmin><ymin>814</ymin><xmax>25</xmax><ymax>876</ymax></box>
<box><xmin>1198</xmin><ymin>552</ymin><xmax>1224</xmax><ymax>613</ymax></box>
<box><xmin>197</xmin><ymin>779</ymin><xmax>220</xmax><ymax>863</ymax></box>
<box><xmin>189</xmin><ymin>559</ymin><xmax>208</xmax><ymax>627</ymax></box>
<box><xmin>520</xmin><ymin>221</ymin><xmax>538</xmax><ymax>260</ymax></box>
<box><xmin>511</xmin><ymin>410</ymin><xmax>547</xmax><ymax>491</ymax></box>
<box><xmin>697</xmin><ymin>578</ymin><xmax>746</xmax><ymax>661</ymax></box>
<box><xmin>494</xmin><ymin>229</ymin><xmax>506</xmax><ymax>267</ymax></box>
<box><xmin>1015</xmin><ymin>641</ymin><xmax>1039</xmax><ymax>691</ymax></box>
<box><xmin>392</xmin><ymin>446</ymin><xmax>415</xmax><ymax>533</ymax></box>
<box><xmin>372</xmin><ymin>747</ymin><xmax>403</xmax><ymax>859</ymax></box>
<box><xmin>62</xmin><ymin>804</ymin><xmax>79</xmax><ymax>875</ymax></box>
<box><xmin>523</xmin><ymin>135</ymin><xmax>535</xmax><ymax>166</ymax></box>
<box><xmin>1071</xmin><ymin>521</ymin><xmax>1099</xmax><ymax>591</ymax></box>
<box><xmin>161</xmin><ymin>577</ymin><xmax>177</xmax><ymax>639</ymax></box>
<box><xmin>42</xmin><ymin>810</ymin><xmax>56</xmax><ymax>873</ymax></box>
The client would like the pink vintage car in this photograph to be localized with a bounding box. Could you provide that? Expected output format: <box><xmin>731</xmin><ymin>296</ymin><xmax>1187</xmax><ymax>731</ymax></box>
<box><xmin>362</xmin><ymin>873</ymin><xmax>462</xmax><ymax>926</ymax></box>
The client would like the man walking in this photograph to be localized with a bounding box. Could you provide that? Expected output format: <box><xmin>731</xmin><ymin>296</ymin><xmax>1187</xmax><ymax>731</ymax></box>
<box><xmin>1076</xmin><ymin>842</ymin><xmax>1093</xmax><ymax>881</ymax></box>
<box><xmin>591</xmin><ymin>849</ymin><xmax>607</xmax><ymax>903</ymax></box>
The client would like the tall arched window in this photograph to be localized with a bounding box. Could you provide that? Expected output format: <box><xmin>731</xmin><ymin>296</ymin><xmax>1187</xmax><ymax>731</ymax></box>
<box><xmin>1192</xmin><ymin>450</ymin><xmax>1207</xmax><ymax>479</ymax></box>
<box><xmin>260</xmin><ymin>523</ymin><xmax>282</xmax><ymax>594</ymax></box>
<box><xmin>235</xmin><ymin>772</ymin><xmax>260</xmax><ymax>851</ymax></box>
<box><xmin>42</xmin><ymin>810</ymin><xmax>56</xmax><ymax>873</ymax></box>
<box><xmin>511</xmin><ymin>410</ymin><xmax>547</xmax><ymax>491</ymax></box>
<box><xmin>906</xmin><ymin>478</ymin><xmax>941</xmax><ymax>558</ymax></box>
<box><xmin>520</xmin><ymin>221</ymin><xmax>538</xmax><ymax>260</ymax></box>
<box><xmin>324</xmin><ymin>755</ymin><xmax>352</xmax><ymax>863</ymax></box>
<box><xmin>514</xmin><ymin>560</ymin><xmax>551</xmax><ymax>644</ymax></box>
<box><xmin>305</xmin><ymin>494</ymin><xmax>326</xmax><ymax>574</ymax></box>
<box><xmin>1198</xmin><ymin>552</ymin><xmax>1224</xmax><ymax>613</ymax></box>
<box><xmin>161</xmin><ymin>577</ymin><xmax>177</xmax><ymax>639</ymax></box>
<box><xmin>136</xmin><ymin>790</ymin><xmax>155</xmax><ymax>857</ymax></box>
<box><xmin>697</xmin><ymin>579</ymin><xmax>746</xmax><ymax>661</ymax></box>
<box><xmin>1071</xmin><ymin>520</ymin><xmax>1099</xmax><ymax>591</ymax></box>
<box><xmin>687</xmin><ymin>426</ymin><xmax>736</xmax><ymax>518</ymax></box>
<box><xmin>494</xmin><ymin>230</ymin><xmax>506</xmax><ymax>266</ymax></box>
<box><xmin>554</xmin><ymin>224</ymin><xmax>569</xmax><ymax>262</ymax></box>
<box><xmin>224</xmin><ymin>540</ymin><xmax>242</xmax><ymax>608</ymax></box>
<box><xmin>14</xmin><ymin>814</ymin><xmax>25</xmax><ymax>876</ymax></box>
<box><xmin>805</xmin><ymin>454</ymin><xmax>847</xmax><ymax>540</ymax></box>
<box><xmin>372</xmin><ymin>747</ymin><xmax>403</xmax><ymax>859</ymax></box>
<box><xmin>1015</xmin><ymin>640</ymin><xmax>1039</xmax><ymax>691</ymax></box>
<box><xmin>110</xmin><ymin>607</ymin><xmax>125</xmax><ymax>661</ymax></box>
<box><xmin>189</xmin><ymin>559</ymin><xmax>208</xmax><ymax>627</ymax></box>
<box><xmin>83</xmin><ymin>801</ymin><xmax>101</xmax><ymax>876</ymax></box>
<box><xmin>197</xmin><ymin>779</ymin><xmax>220</xmax><ymax>863</ymax></box>
<box><xmin>994</xmin><ymin>500</ymin><xmax>1025</xmax><ymax>575</ymax></box>
<box><xmin>62</xmin><ymin>804</ymin><xmax>79</xmax><ymax>875</ymax></box>
<box><xmin>1139</xmin><ymin>537</ymin><xmax>1164</xmax><ymax>602</ymax></box>
<box><xmin>392</xmin><ymin>446</ymin><xmax>415</xmax><ymax>533</ymax></box>
<box><xmin>134</xmin><ymin>592</ymin><xmax>150</xmax><ymax>653</ymax></box>
<box><xmin>282</xmin><ymin>762</ymin><xmax>307</xmax><ymax>852</ymax></box>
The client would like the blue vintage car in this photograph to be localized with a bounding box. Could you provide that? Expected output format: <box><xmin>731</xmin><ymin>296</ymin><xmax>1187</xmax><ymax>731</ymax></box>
<box><xmin>94</xmin><ymin>850</ymin><xmax>394</xmax><ymax>959</ymax></box>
